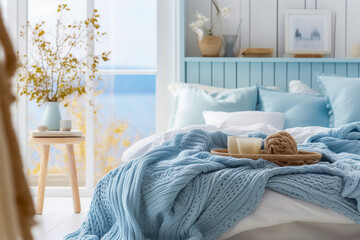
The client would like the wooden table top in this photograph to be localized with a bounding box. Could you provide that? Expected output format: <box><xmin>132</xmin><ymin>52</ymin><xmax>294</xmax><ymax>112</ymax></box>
<box><xmin>29</xmin><ymin>136</ymin><xmax>85</xmax><ymax>145</ymax></box>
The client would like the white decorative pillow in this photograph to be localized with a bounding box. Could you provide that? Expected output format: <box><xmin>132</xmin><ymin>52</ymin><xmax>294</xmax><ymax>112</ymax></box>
<box><xmin>202</xmin><ymin>111</ymin><xmax>285</xmax><ymax>130</ymax></box>
<box><xmin>289</xmin><ymin>80</ymin><xmax>319</xmax><ymax>95</ymax></box>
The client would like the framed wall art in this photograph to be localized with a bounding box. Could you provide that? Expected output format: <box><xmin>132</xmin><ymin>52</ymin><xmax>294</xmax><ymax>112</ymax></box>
<box><xmin>285</xmin><ymin>9</ymin><xmax>332</xmax><ymax>55</ymax></box>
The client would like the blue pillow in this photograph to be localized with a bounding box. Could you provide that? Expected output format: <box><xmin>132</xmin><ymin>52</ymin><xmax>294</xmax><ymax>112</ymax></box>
<box><xmin>258</xmin><ymin>87</ymin><xmax>329</xmax><ymax>129</ymax></box>
<box><xmin>318</xmin><ymin>76</ymin><xmax>360</xmax><ymax>128</ymax></box>
<box><xmin>171</xmin><ymin>84</ymin><xmax>258</xmax><ymax>129</ymax></box>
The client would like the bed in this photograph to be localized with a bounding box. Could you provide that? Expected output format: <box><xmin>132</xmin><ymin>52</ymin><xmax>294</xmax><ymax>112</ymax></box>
<box><xmin>121</xmin><ymin>124</ymin><xmax>360</xmax><ymax>240</ymax></box>
<box><xmin>65</xmin><ymin>74</ymin><xmax>360</xmax><ymax>239</ymax></box>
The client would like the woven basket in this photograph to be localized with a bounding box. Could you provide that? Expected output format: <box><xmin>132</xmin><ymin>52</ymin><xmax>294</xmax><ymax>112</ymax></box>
<box><xmin>210</xmin><ymin>149</ymin><xmax>322</xmax><ymax>167</ymax></box>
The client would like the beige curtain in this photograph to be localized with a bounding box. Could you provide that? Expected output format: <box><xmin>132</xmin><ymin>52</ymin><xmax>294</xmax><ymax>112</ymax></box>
<box><xmin>0</xmin><ymin>10</ymin><xmax>35</xmax><ymax>240</ymax></box>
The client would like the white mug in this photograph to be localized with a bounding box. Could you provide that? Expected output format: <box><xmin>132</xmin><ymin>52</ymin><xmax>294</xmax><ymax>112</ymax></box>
<box><xmin>227</xmin><ymin>136</ymin><xmax>239</xmax><ymax>154</ymax></box>
<box><xmin>236</xmin><ymin>137</ymin><xmax>262</xmax><ymax>154</ymax></box>
<box><xmin>60</xmin><ymin>120</ymin><xmax>72</xmax><ymax>131</ymax></box>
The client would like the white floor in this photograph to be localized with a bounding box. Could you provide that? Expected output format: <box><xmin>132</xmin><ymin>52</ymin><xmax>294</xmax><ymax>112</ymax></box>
<box><xmin>32</xmin><ymin>198</ymin><xmax>91</xmax><ymax>240</ymax></box>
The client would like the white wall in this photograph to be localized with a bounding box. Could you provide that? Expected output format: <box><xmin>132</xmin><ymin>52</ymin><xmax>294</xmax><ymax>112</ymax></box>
<box><xmin>187</xmin><ymin>0</ymin><xmax>360</xmax><ymax>58</ymax></box>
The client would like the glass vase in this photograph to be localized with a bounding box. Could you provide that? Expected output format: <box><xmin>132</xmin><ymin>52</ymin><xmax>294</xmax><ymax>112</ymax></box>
<box><xmin>223</xmin><ymin>35</ymin><xmax>238</xmax><ymax>57</ymax></box>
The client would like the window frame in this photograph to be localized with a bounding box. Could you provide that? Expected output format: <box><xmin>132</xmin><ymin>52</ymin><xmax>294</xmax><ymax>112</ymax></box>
<box><xmin>8</xmin><ymin>0</ymin><xmax>158</xmax><ymax>197</ymax></box>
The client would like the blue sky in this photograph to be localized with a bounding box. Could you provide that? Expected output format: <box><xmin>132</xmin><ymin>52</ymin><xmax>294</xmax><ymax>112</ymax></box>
<box><xmin>28</xmin><ymin>0</ymin><xmax>157</xmax><ymax>70</ymax></box>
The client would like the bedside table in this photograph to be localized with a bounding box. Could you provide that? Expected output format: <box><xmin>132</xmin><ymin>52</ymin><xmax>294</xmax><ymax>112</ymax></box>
<box><xmin>30</xmin><ymin>136</ymin><xmax>85</xmax><ymax>214</ymax></box>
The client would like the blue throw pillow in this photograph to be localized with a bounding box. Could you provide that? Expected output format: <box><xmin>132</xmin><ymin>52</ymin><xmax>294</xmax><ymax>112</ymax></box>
<box><xmin>258</xmin><ymin>87</ymin><xmax>329</xmax><ymax>129</ymax></box>
<box><xmin>318</xmin><ymin>76</ymin><xmax>360</xmax><ymax>128</ymax></box>
<box><xmin>171</xmin><ymin>84</ymin><xmax>258</xmax><ymax>129</ymax></box>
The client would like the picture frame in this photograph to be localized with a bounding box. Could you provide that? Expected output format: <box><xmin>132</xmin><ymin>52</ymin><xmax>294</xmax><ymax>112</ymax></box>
<box><xmin>285</xmin><ymin>9</ymin><xmax>332</xmax><ymax>55</ymax></box>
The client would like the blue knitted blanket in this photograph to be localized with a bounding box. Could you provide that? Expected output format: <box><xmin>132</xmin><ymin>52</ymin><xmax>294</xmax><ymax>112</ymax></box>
<box><xmin>65</xmin><ymin>123</ymin><xmax>360</xmax><ymax>240</ymax></box>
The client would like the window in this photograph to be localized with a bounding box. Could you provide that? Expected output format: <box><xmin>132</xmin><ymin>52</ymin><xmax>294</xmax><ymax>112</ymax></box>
<box><xmin>10</xmin><ymin>0</ymin><xmax>157</xmax><ymax>195</ymax></box>
<box><xmin>26</xmin><ymin>0</ymin><xmax>88</xmax><ymax>187</ymax></box>
<box><xmin>94</xmin><ymin>0</ymin><xmax>156</xmax><ymax>69</ymax></box>
<box><xmin>93</xmin><ymin>0</ymin><xmax>157</xmax><ymax>183</ymax></box>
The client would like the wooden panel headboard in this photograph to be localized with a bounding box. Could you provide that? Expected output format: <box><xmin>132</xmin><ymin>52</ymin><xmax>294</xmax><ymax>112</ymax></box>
<box><xmin>179</xmin><ymin>0</ymin><xmax>360</xmax><ymax>91</ymax></box>
<box><xmin>182</xmin><ymin>58</ymin><xmax>360</xmax><ymax>92</ymax></box>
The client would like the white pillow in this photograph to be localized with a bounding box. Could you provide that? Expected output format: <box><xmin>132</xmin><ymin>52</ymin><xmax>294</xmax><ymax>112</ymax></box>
<box><xmin>289</xmin><ymin>80</ymin><xmax>319</xmax><ymax>95</ymax></box>
<box><xmin>202</xmin><ymin>111</ymin><xmax>285</xmax><ymax>130</ymax></box>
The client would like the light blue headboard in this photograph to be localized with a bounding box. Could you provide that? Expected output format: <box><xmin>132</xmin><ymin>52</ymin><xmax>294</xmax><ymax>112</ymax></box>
<box><xmin>179</xmin><ymin>0</ymin><xmax>360</xmax><ymax>92</ymax></box>
<box><xmin>182</xmin><ymin>58</ymin><xmax>360</xmax><ymax>92</ymax></box>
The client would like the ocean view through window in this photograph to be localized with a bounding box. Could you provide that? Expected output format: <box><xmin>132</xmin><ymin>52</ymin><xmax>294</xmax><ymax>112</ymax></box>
<box><xmin>93</xmin><ymin>74</ymin><xmax>155</xmax><ymax>182</ymax></box>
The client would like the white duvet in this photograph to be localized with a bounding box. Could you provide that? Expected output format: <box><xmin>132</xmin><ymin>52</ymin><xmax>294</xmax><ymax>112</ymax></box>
<box><xmin>121</xmin><ymin>124</ymin><xmax>356</xmax><ymax>239</ymax></box>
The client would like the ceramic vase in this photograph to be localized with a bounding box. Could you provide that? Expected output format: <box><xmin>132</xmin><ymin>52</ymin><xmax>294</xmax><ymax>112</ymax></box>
<box><xmin>42</xmin><ymin>102</ymin><xmax>61</xmax><ymax>131</ymax></box>
<box><xmin>198</xmin><ymin>36</ymin><xmax>223</xmax><ymax>57</ymax></box>
<box><xmin>223</xmin><ymin>35</ymin><xmax>238</xmax><ymax>57</ymax></box>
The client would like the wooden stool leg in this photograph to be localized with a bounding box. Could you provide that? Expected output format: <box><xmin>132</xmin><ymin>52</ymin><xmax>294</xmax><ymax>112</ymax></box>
<box><xmin>36</xmin><ymin>145</ymin><xmax>50</xmax><ymax>215</ymax></box>
<box><xmin>66</xmin><ymin>144</ymin><xmax>81</xmax><ymax>213</ymax></box>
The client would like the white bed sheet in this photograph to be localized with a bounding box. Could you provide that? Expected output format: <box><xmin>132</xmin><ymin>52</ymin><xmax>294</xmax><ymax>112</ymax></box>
<box><xmin>225</xmin><ymin>222</ymin><xmax>360</xmax><ymax>240</ymax></box>
<box><xmin>218</xmin><ymin>190</ymin><xmax>355</xmax><ymax>240</ymax></box>
<box><xmin>121</xmin><ymin>124</ymin><xmax>356</xmax><ymax>238</ymax></box>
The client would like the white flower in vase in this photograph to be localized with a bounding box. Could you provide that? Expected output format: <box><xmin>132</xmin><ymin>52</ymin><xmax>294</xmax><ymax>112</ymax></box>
<box><xmin>195</xmin><ymin>11</ymin><xmax>210</xmax><ymax>23</ymax></box>
<box><xmin>195</xmin><ymin>19</ymin><xmax>205</xmax><ymax>28</ymax></box>
<box><xmin>194</xmin><ymin>11</ymin><xmax>202</xmax><ymax>19</ymax></box>
<box><xmin>195</xmin><ymin>28</ymin><xmax>204</xmax><ymax>41</ymax></box>
<box><xmin>190</xmin><ymin>11</ymin><xmax>211</xmax><ymax>42</ymax></box>
<box><xmin>189</xmin><ymin>1</ymin><xmax>233</xmax><ymax>57</ymax></box>
<box><xmin>189</xmin><ymin>22</ymin><xmax>198</xmax><ymax>31</ymax></box>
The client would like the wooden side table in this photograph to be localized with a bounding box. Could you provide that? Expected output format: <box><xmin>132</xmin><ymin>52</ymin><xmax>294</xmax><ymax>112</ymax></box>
<box><xmin>30</xmin><ymin>136</ymin><xmax>85</xmax><ymax>214</ymax></box>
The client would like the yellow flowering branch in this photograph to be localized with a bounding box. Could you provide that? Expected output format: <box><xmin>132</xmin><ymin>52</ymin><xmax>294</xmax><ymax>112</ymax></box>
<box><xmin>17</xmin><ymin>4</ymin><xmax>111</xmax><ymax>106</ymax></box>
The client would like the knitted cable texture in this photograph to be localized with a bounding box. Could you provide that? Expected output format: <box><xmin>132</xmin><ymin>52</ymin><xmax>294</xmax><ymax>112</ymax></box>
<box><xmin>265</xmin><ymin>131</ymin><xmax>297</xmax><ymax>155</ymax></box>
<box><xmin>65</xmin><ymin>123</ymin><xmax>360</xmax><ymax>240</ymax></box>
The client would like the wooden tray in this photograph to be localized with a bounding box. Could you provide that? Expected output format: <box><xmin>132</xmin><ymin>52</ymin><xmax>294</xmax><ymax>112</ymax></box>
<box><xmin>242</xmin><ymin>48</ymin><xmax>274</xmax><ymax>55</ymax></box>
<box><xmin>210</xmin><ymin>149</ymin><xmax>322</xmax><ymax>167</ymax></box>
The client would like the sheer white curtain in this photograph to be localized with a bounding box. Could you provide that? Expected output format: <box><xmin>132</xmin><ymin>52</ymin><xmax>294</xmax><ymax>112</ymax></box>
<box><xmin>156</xmin><ymin>0</ymin><xmax>180</xmax><ymax>132</ymax></box>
